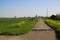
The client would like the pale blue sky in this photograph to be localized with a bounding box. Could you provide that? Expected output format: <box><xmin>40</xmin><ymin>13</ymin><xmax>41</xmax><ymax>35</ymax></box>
<box><xmin>0</xmin><ymin>0</ymin><xmax>60</xmax><ymax>17</ymax></box>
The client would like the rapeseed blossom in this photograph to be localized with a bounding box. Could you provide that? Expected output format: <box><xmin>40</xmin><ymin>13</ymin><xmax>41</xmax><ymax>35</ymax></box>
<box><xmin>46</xmin><ymin>19</ymin><xmax>60</xmax><ymax>25</ymax></box>
<box><xmin>17</xmin><ymin>21</ymin><xmax>25</xmax><ymax>25</ymax></box>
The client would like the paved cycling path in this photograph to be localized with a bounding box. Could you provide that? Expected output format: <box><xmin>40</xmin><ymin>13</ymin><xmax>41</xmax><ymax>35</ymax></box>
<box><xmin>23</xmin><ymin>19</ymin><xmax>57</xmax><ymax>40</ymax></box>
<box><xmin>0</xmin><ymin>19</ymin><xmax>57</xmax><ymax>40</ymax></box>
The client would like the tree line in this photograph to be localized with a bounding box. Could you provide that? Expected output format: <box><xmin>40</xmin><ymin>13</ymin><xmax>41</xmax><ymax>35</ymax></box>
<box><xmin>50</xmin><ymin>14</ymin><xmax>60</xmax><ymax>20</ymax></box>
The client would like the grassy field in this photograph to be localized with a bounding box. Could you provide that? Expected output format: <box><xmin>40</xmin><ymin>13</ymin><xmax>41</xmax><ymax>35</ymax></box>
<box><xmin>0</xmin><ymin>18</ymin><xmax>38</xmax><ymax>35</ymax></box>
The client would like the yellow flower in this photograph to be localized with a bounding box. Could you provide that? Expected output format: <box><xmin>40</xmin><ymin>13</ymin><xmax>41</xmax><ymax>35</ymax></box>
<box><xmin>17</xmin><ymin>21</ymin><xmax>25</xmax><ymax>25</ymax></box>
<box><xmin>46</xmin><ymin>19</ymin><xmax>60</xmax><ymax>25</ymax></box>
<box><xmin>17</xmin><ymin>23</ymin><xmax>21</xmax><ymax>25</ymax></box>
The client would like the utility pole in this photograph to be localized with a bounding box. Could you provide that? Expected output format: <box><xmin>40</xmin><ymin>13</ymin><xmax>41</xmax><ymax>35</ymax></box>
<box><xmin>34</xmin><ymin>8</ymin><xmax>38</xmax><ymax>18</ymax></box>
<box><xmin>46</xmin><ymin>8</ymin><xmax>48</xmax><ymax>17</ymax></box>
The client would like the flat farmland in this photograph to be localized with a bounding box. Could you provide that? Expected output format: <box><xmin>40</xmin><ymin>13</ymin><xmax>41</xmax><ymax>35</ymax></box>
<box><xmin>0</xmin><ymin>18</ymin><xmax>38</xmax><ymax>35</ymax></box>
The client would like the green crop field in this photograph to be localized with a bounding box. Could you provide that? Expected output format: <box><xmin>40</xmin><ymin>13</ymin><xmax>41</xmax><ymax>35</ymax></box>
<box><xmin>0</xmin><ymin>18</ymin><xmax>38</xmax><ymax>35</ymax></box>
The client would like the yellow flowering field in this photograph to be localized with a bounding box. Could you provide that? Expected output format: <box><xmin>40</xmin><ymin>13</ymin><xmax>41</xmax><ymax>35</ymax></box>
<box><xmin>46</xmin><ymin>19</ymin><xmax>60</xmax><ymax>25</ymax></box>
<box><xmin>17</xmin><ymin>21</ymin><xmax>25</xmax><ymax>25</ymax></box>
<box><xmin>45</xmin><ymin>19</ymin><xmax>60</xmax><ymax>31</ymax></box>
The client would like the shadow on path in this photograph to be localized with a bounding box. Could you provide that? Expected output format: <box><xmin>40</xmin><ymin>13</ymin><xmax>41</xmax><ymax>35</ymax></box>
<box><xmin>32</xmin><ymin>29</ymin><xmax>53</xmax><ymax>31</ymax></box>
<box><xmin>55</xmin><ymin>31</ymin><xmax>60</xmax><ymax>40</ymax></box>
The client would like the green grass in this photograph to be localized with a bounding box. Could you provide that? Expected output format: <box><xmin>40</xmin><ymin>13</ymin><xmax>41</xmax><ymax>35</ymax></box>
<box><xmin>0</xmin><ymin>18</ymin><xmax>38</xmax><ymax>35</ymax></box>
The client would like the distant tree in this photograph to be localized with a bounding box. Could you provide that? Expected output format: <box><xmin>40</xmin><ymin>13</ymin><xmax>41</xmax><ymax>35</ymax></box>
<box><xmin>35</xmin><ymin>15</ymin><xmax>38</xmax><ymax>18</ymax></box>
<box><xmin>50</xmin><ymin>15</ymin><xmax>56</xmax><ymax>20</ymax></box>
<box><xmin>56</xmin><ymin>14</ymin><xmax>60</xmax><ymax>20</ymax></box>
<box><xmin>38</xmin><ymin>16</ymin><xmax>40</xmax><ymax>18</ymax></box>
<box><xmin>14</xmin><ymin>16</ymin><xmax>16</xmax><ymax>18</ymax></box>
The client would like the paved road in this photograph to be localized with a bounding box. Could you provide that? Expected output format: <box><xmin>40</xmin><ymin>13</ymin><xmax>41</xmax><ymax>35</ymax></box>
<box><xmin>0</xmin><ymin>19</ymin><xmax>57</xmax><ymax>40</ymax></box>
